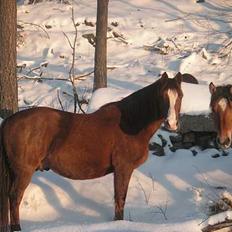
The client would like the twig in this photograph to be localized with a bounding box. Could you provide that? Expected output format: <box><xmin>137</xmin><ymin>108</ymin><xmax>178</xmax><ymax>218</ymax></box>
<box><xmin>57</xmin><ymin>89</ymin><xmax>64</xmax><ymax>111</ymax></box>
<box><xmin>138</xmin><ymin>182</ymin><xmax>151</xmax><ymax>205</ymax></box>
<box><xmin>76</xmin><ymin>70</ymin><xmax>94</xmax><ymax>80</ymax></box>
<box><xmin>148</xmin><ymin>172</ymin><xmax>156</xmax><ymax>192</ymax></box>
<box><xmin>152</xmin><ymin>201</ymin><xmax>168</xmax><ymax>221</ymax></box>
<box><xmin>17</xmin><ymin>20</ymin><xmax>50</xmax><ymax>39</ymax></box>
<box><xmin>63</xmin><ymin>7</ymin><xmax>85</xmax><ymax>114</ymax></box>
<box><xmin>169</xmin><ymin>38</ymin><xmax>181</xmax><ymax>53</ymax></box>
<box><xmin>63</xmin><ymin>31</ymin><xmax>73</xmax><ymax>50</ymax></box>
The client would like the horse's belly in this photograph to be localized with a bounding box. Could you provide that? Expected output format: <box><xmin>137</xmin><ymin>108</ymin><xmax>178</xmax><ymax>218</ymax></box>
<box><xmin>47</xmin><ymin>150</ymin><xmax>113</xmax><ymax>180</ymax></box>
<box><xmin>50</xmin><ymin>164</ymin><xmax>113</xmax><ymax>180</ymax></box>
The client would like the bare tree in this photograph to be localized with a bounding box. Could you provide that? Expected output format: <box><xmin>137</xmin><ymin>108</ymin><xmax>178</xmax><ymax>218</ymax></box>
<box><xmin>93</xmin><ymin>0</ymin><xmax>109</xmax><ymax>91</ymax></box>
<box><xmin>0</xmin><ymin>0</ymin><xmax>18</xmax><ymax>119</ymax></box>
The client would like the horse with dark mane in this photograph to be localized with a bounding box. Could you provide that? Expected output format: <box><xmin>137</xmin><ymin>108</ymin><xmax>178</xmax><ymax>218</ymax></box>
<box><xmin>209</xmin><ymin>82</ymin><xmax>232</xmax><ymax>149</ymax></box>
<box><xmin>0</xmin><ymin>72</ymin><xmax>183</xmax><ymax>231</ymax></box>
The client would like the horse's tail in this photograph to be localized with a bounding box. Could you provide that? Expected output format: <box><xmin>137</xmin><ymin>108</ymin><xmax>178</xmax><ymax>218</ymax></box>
<box><xmin>0</xmin><ymin>123</ymin><xmax>11</xmax><ymax>231</ymax></box>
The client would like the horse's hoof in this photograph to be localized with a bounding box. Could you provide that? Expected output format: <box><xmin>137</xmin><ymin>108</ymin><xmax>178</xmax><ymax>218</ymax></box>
<box><xmin>114</xmin><ymin>215</ymin><xmax>123</xmax><ymax>220</ymax></box>
<box><xmin>11</xmin><ymin>224</ymin><xmax>21</xmax><ymax>231</ymax></box>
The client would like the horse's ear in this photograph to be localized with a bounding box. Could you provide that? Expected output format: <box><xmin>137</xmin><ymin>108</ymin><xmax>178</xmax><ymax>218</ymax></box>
<box><xmin>209</xmin><ymin>82</ymin><xmax>216</xmax><ymax>95</ymax></box>
<box><xmin>161</xmin><ymin>72</ymin><xmax>168</xmax><ymax>80</ymax></box>
<box><xmin>174</xmin><ymin>72</ymin><xmax>182</xmax><ymax>84</ymax></box>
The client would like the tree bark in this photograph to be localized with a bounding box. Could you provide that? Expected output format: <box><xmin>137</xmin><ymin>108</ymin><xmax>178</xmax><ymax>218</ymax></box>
<box><xmin>93</xmin><ymin>0</ymin><xmax>109</xmax><ymax>91</ymax></box>
<box><xmin>0</xmin><ymin>0</ymin><xmax>18</xmax><ymax>119</ymax></box>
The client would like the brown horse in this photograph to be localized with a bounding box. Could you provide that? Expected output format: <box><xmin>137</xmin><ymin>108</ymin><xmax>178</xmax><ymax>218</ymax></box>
<box><xmin>209</xmin><ymin>82</ymin><xmax>232</xmax><ymax>149</ymax></box>
<box><xmin>0</xmin><ymin>72</ymin><xmax>183</xmax><ymax>232</ymax></box>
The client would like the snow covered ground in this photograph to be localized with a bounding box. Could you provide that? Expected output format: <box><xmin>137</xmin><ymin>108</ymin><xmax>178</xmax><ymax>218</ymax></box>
<box><xmin>16</xmin><ymin>0</ymin><xmax>232</xmax><ymax>231</ymax></box>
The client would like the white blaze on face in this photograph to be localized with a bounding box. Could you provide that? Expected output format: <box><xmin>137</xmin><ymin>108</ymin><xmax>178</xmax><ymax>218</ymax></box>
<box><xmin>167</xmin><ymin>89</ymin><xmax>178</xmax><ymax>130</ymax></box>
<box><xmin>218</xmin><ymin>98</ymin><xmax>227</xmax><ymax>112</ymax></box>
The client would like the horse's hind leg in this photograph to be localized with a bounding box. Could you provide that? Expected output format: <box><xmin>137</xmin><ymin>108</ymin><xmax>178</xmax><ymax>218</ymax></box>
<box><xmin>114</xmin><ymin>166</ymin><xmax>133</xmax><ymax>220</ymax></box>
<box><xmin>9</xmin><ymin>169</ymin><xmax>34</xmax><ymax>231</ymax></box>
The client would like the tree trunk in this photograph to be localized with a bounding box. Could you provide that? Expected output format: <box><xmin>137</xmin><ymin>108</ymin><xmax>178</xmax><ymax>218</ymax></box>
<box><xmin>93</xmin><ymin>0</ymin><xmax>109</xmax><ymax>91</ymax></box>
<box><xmin>0</xmin><ymin>0</ymin><xmax>18</xmax><ymax>119</ymax></box>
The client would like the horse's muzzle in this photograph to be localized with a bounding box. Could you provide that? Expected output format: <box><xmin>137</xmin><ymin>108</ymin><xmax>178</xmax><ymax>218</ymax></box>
<box><xmin>216</xmin><ymin>137</ymin><xmax>231</xmax><ymax>150</ymax></box>
<box><xmin>164</xmin><ymin>121</ymin><xmax>179</xmax><ymax>133</ymax></box>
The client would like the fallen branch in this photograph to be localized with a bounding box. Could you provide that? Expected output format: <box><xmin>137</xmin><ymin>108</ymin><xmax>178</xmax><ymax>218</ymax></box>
<box><xmin>26</xmin><ymin>62</ymin><xmax>48</xmax><ymax>75</ymax></box>
<box><xmin>18</xmin><ymin>75</ymin><xmax>68</xmax><ymax>82</ymax></box>
<box><xmin>165</xmin><ymin>13</ymin><xmax>191</xmax><ymax>22</ymax></box>
<box><xmin>18</xmin><ymin>67</ymin><xmax>115</xmax><ymax>82</ymax></box>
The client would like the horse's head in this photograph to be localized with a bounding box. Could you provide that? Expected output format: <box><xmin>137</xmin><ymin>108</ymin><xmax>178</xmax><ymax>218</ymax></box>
<box><xmin>160</xmin><ymin>72</ymin><xmax>183</xmax><ymax>132</ymax></box>
<box><xmin>209</xmin><ymin>82</ymin><xmax>232</xmax><ymax>149</ymax></box>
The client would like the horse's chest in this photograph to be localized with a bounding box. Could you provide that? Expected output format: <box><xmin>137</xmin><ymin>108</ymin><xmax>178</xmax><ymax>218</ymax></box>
<box><xmin>133</xmin><ymin>147</ymin><xmax>149</xmax><ymax>168</ymax></box>
<box><xmin>114</xmin><ymin>138</ymin><xmax>148</xmax><ymax>168</ymax></box>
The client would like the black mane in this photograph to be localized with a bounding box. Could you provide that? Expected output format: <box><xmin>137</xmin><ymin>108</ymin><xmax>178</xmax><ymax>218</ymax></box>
<box><xmin>211</xmin><ymin>85</ymin><xmax>232</xmax><ymax>107</ymax></box>
<box><xmin>116</xmin><ymin>78</ymin><xmax>171</xmax><ymax>135</ymax></box>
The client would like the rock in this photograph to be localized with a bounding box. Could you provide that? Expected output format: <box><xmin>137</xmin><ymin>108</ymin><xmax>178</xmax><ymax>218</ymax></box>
<box><xmin>182</xmin><ymin>132</ymin><xmax>195</xmax><ymax>143</ymax></box>
<box><xmin>170</xmin><ymin>134</ymin><xmax>182</xmax><ymax>144</ymax></box>
<box><xmin>169</xmin><ymin>146</ymin><xmax>177</xmax><ymax>152</ymax></box>
<box><xmin>195</xmin><ymin>132</ymin><xmax>217</xmax><ymax>150</ymax></box>
<box><xmin>183</xmin><ymin>142</ymin><xmax>194</xmax><ymax>149</ymax></box>
<box><xmin>157</xmin><ymin>134</ymin><xmax>167</xmax><ymax>147</ymax></box>
<box><xmin>211</xmin><ymin>153</ymin><xmax>220</xmax><ymax>158</ymax></box>
<box><xmin>169</xmin><ymin>142</ymin><xmax>183</xmax><ymax>152</ymax></box>
<box><xmin>191</xmin><ymin>150</ymin><xmax>198</xmax><ymax>156</ymax></box>
<box><xmin>179</xmin><ymin>114</ymin><xmax>216</xmax><ymax>134</ymax></box>
<box><xmin>149</xmin><ymin>142</ymin><xmax>165</xmax><ymax>156</ymax></box>
<box><xmin>222</xmin><ymin>151</ymin><xmax>228</xmax><ymax>156</ymax></box>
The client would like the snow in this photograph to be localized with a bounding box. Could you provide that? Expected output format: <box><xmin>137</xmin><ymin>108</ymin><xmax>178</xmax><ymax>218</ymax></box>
<box><xmin>15</xmin><ymin>0</ymin><xmax>232</xmax><ymax>231</ymax></box>
<box><xmin>88</xmin><ymin>82</ymin><xmax>211</xmax><ymax>115</ymax></box>
<box><xmin>202</xmin><ymin>210</ymin><xmax>232</xmax><ymax>228</ymax></box>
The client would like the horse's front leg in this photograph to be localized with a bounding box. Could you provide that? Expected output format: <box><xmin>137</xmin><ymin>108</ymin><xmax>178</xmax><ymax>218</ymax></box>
<box><xmin>113</xmin><ymin>166</ymin><xmax>133</xmax><ymax>220</ymax></box>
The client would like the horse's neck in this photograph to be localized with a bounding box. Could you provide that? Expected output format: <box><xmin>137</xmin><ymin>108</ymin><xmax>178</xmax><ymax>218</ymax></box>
<box><xmin>138</xmin><ymin>118</ymin><xmax>164</xmax><ymax>142</ymax></box>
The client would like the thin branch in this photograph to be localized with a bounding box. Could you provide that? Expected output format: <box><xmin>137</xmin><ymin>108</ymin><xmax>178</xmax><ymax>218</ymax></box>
<box><xmin>63</xmin><ymin>6</ymin><xmax>85</xmax><ymax>114</ymax></box>
<box><xmin>57</xmin><ymin>89</ymin><xmax>64</xmax><ymax>111</ymax></box>
<box><xmin>17</xmin><ymin>20</ymin><xmax>50</xmax><ymax>39</ymax></box>
<box><xmin>63</xmin><ymin>31</ymin><xmax>74</xmax><ymax>50</ymax></box>
<box><xmin>138</xmin><ymin>182</ymin><xmax>151</xmax><ymax>205</ymax></box>
<box><xmin>76</xmin><ymin>70</ymin><xmax>94</xmax><ymax>79</ymax></box>
<box><xmin>152</xmin><ymin>201</ymin><xmax>168</xmax><ymax>221</ymax></box>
